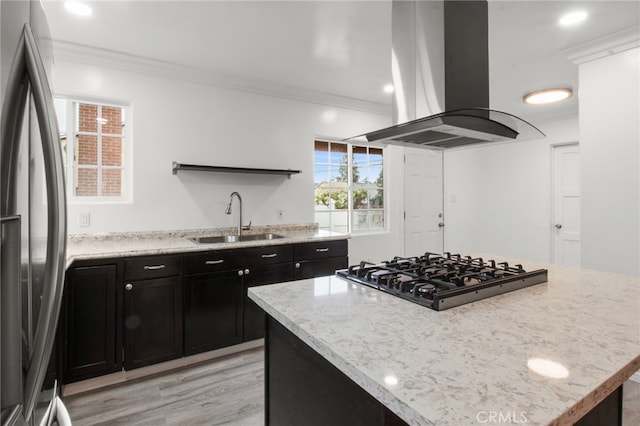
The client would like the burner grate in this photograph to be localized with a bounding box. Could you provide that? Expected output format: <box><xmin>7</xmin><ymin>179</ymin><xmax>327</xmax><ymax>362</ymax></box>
<box><xmin>336</xmin><ymin>252</ymin><xmax>547</xmax><ymax>311</ymax></box>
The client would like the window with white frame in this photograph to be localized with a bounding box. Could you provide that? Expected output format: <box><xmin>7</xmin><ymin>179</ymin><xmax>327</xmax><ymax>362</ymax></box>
<box><xmin>314</xmin><ymin>140</ymin><xmax>384</xmax><ymax>233</ymax></box>
<box><xmin>55</xmin><ymin>97</ymin><xmax>131</xmax><ymax>201</ymax></box>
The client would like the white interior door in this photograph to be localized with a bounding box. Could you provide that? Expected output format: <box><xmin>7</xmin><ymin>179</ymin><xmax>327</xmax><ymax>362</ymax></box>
<box><xmin>404</xmin><ymin>147</ymin><xmax>444</xmax><ymax>256</ymax></box>
<box><xmin>552</xmin><ymin>144</ymin><xmax>581</xmax><ymax>266</ymax></box>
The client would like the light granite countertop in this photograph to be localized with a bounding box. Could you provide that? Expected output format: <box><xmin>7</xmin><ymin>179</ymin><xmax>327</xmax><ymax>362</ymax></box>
<box><xmin>248</xmin><ymin>256</ymin><xmax>640</xmax><ymax>426</ymax></box>
<box><xmin>66</xmin><ymin>223</ymin><xmax>347</xmax><ymax>268</ymax></box>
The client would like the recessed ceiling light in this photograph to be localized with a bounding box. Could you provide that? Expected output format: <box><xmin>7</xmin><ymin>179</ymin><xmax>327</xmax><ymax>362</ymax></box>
<box><xmin>64</xmin><ymin>1</ymin><xmax>93</xmax><ymax>17</ymax></box>
<box><xmin>383</xmin><ymin>84</ymin><xmax>394</xmax><ymax>94</ymax></box>
<box><xmin>559</xmin><ymin>10</ymin><xmax>588</xmax><ymax>27</ymax></box>
<box><xmin>523</xmin><ymin>88</ymin><xmax>573</xmax><ymax>105</ymax></box>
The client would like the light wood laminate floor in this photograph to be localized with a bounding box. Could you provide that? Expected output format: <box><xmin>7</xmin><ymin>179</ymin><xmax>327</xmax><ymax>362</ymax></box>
<box><xmin>64</xmin><ymin>347</ymin><xmax>639</xmax><ymax>425</ymax></box>
<box><xmin>64</xmin><ymin>348</ymin><xmax>264</xmax><ymax>425</ymax></box>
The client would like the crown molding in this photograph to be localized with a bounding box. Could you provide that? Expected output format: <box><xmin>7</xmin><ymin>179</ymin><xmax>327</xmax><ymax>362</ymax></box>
<box><xmin>50</xmin><ymin>39</ymin><xmax>392</xmax><ymax>117</ymax></box>
<box><xmin>563</xmin><ymin>26</ymin><xmax>640</xmax><ymax>65</ymax></box>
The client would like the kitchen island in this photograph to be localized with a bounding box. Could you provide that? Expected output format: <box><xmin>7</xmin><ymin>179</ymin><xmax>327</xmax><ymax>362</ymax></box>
<box><xmin>248</xmin><ymin>257</ymin><xmax>640</xmax><ymax>425</ymax></box>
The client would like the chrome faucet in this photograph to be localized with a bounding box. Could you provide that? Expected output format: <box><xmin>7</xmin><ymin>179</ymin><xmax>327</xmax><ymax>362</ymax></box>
<box><xmin>225</xmin><ymin>192</ymin><xmax>251</xmax><ymax>235</ymax></box>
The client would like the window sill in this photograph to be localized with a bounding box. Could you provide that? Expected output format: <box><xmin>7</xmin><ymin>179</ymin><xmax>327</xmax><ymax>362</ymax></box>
<box><xmin>69</xmin><ymin>197</ymin><xmax>132</xmax><ymax>205</ymax></box>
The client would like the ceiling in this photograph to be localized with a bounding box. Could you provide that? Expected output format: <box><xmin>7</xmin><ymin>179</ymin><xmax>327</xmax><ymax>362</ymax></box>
<box><xmin>42</xmin><ymin>0</ymin><xmax>640</xmax><ymax>124</ymax></box>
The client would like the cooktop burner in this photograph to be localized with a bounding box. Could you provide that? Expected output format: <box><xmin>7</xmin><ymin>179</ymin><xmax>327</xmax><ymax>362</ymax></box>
<box><xmin>336</xmin><ymin>252</ymin><xmax>547</xmax><ymax>311</ymax></box>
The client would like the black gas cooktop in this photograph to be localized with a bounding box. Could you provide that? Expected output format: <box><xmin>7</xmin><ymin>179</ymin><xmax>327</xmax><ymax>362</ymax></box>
<box><xmin>336</xmin><ymin>252</ymin><xmax>548</xmax><ymax>311</ymax></box>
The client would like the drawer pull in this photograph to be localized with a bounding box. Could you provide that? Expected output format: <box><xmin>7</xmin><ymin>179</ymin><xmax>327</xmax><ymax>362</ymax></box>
<box><xmin>143</xmin><ymin>264</ymin><xmax>166</xmax><ymax>270</ymax></box>
<box><xmin>315</xmin><ymin>248</ymin><xmax>329</xmax><ymax>253</ymax></box>
<box><xmin>125</xmin><ymin>283</ymin><xmax>133</xmax><ymax>291</ymax></box>
<box><xmin>205</xmin><ymin>259</ymin><xmax>225</xmax><ymax>265</ymax></box>
<box><xmin>261</xmin><ymin>253</ymin><xmax>278</xmax><ymax>258</ymax></box>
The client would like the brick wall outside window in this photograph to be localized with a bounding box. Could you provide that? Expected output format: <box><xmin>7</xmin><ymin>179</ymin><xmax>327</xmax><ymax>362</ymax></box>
<box><xmin>74</xmin><ymin>102</ymin><xmax>125</xmax><ymax>197</ymax></box>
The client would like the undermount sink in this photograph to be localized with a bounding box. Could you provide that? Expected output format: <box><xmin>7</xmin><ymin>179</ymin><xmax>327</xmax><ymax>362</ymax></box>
<box><xmin>190</xmin><ymin>233</ymin><xmax>285</xmax><ymax>244</ymax></box>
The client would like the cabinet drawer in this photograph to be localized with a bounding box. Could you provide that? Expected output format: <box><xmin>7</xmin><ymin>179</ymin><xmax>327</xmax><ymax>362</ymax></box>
<box><xmin>124</xmin><ymin>255</ymin><xmax>182</xmax><ymax>280</ymax></box>
<box><xmin>243</xmin><ymin>244</ymin><xmax>293</xmax><ymax>266</ymax></box>
<box><xmin>183</xmin><ymin>250</ymin><xmax>242</xmax><ymax>275</ymax></box>
<box><xmin>294</xmin><ymin>256</ymin><xmax>348</xmax><ymax>280</ymax></box>
<box><xmin>293</xmin><ymin>240</ymin><xmax>348</xmax><ymax>260</ymax></box>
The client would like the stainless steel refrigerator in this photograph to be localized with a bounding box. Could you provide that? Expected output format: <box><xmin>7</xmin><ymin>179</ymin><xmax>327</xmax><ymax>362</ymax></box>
<box><xmin>1</xmin><ymin>1</ymin><xmax>69</xmax><ymax>425</ymax></box>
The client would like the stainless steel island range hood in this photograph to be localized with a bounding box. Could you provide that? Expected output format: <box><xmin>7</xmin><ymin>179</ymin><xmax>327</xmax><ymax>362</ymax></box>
<box><xmin>347</xmin><ymin>0</ymin><xmax>544</xmax><ymax>149</ymax></box>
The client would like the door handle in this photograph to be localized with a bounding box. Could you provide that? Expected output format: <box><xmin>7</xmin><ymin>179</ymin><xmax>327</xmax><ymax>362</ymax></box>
<box><xmin>555</xmin><ymin>224</ymin><xmax>562</xmax><ymax>229</ymax></box>
<box><xmin>438</xmin><ymin>222</ymin><xmax>445</xmax><ymax>228</ymax></box>
<box><xmin>4</xmin><ymin>24</ymin><xmax>68</xmax><ymax>422</ymax></box>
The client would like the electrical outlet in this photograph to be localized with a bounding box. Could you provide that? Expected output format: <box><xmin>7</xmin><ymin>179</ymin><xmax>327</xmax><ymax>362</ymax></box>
<box><xmin>277</xmin><ymin>209</ymin><xmax>284</xmax><ymax>221</ymax></box>
<box><xmin>79</xmin><ymin>212</ymin><xmax>91</xmax><ymax>228</ymax></box>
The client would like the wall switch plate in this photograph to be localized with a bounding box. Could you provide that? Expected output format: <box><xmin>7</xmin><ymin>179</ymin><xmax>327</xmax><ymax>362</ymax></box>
<box><xmin>79</xmin><ymin>212</ymin><xmax>91</xmax><ymax>228</ymax></box>
<box><xmin>277</xmin><ymin>209</ymin><xmax>284</xmax><ymax>221</ymax></box>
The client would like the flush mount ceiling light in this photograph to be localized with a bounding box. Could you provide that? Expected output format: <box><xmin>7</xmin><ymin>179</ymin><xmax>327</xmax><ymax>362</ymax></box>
<box><xmin>523</xmin><ymin>88</ymin><xmax>573</xmax><ymax>105</ymax></box>
<box><xmin>64</xmin><ymin>1</ymin><xmax>93</xmax><ymax>17</ymax></box>
<box><xmin>559</xmin><ymin>10</ymin><xmax>588</xmax><ymax>27</ymax></box>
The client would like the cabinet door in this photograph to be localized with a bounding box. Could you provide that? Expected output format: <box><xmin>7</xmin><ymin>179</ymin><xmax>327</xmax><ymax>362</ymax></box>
<box><xmin>63</xmin><ymin>264</ymin><xmax>118</xmax><ymax>382</ymax></box>
<box><xmin>243</xmin><ymin>263</ymin><xmax>294</xmax><ymax>341</ymax></box>
<box><xmin>124</xmin><ymin>276</ymin><xmax>183</xmax><ymax>370</ymax></box>
<box><xmin>293</xmin><ymin>239</ymin><xmax>348</xmax><ymax>280</ymax></box>
<box><xmin>183</xmin><ymin>270</ymin><xmax>243</xmax><ymax>355</ymax></box>
<box><xmin>294</xmin><ymin>257</ymin><xmax>348</xmax><ymax>280</ymax></box>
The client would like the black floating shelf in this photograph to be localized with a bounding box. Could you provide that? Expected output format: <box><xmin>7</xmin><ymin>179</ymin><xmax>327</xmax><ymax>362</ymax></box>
<box><xmin>172</xmin><ymin>162</ymin><xmax>301</xmax><ymax>179</ymax></box>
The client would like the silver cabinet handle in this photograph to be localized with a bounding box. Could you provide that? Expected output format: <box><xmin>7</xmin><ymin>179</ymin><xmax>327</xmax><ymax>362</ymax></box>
<box><xmin>205</xmin><ymin>259</ymin><xmax>224</xmax><ymax>265</ymax></box>
<box><xmin>3</xmin><ymin>24</ymin><xmax>68</xmax><ymax>422</ymax></box>
<box><xmin>238</xmin><ymin>270</ymin><xmax>244</xmax><ymax>276</ymax></box>
<box><xmin>125</xmin><ymin>283</ymin><xmax>133</xmax><ymax>291</ymax></box>
<box><xmin>244</xmin><ymin>269</ymin><xmax>250</xmax><ymax>275</ymax></box>
<box><xmin>261</xmin><ymin>253</ymin><xmax>278</xmax><ymax>258</ymax></box>
<box><xmin>555</xmin><ymin>224</ymin><xmax>562</xmax><ymax>229</ymax></box>
<box><xmin>144</xmin><ymin>264</ymin><xmax>166</xmax><ymax>270</ymax></box>
<box><xmin>316</xmin><ymin>248</ymin><xmax>329</xmax><ymax>252</ymax></box>
<box><xmin>295</xmin><ymin>263</ymin><xmax>301</xmax><ymax>268</ymax></box>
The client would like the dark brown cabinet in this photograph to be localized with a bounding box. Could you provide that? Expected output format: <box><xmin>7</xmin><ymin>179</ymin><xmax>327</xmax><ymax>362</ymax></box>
<box><xmin>62</xmin><ymin>263</ymin><xmax>120</xmax><ymax>383</ymax></box>
<box><xmin>293</xmin><ymin>240</ymin><xmax>348</xmax><ymax>279</ymax></box>
<box><xmin>123</xmin><ymin>255</ymin><xmax>183</xmax><ymax>370</ymax></box>
<box><xmin>242</xmin><ymin>245</ymin><xmax>294</xmax><ymax>341</ymax></box>
<box><xmin>183</xmin><ymin>245</ymin><xmax>294</xmax><ymax>354</ymax></box>
<box><xmin>61</xmin><ymin>238</ymin><xmax>348</xmax><ymax>383</ymax></box>
<box><xmin>183</xmin><ymin>257</ymin><xmax>243</xmax><ymax>355</ymax></box>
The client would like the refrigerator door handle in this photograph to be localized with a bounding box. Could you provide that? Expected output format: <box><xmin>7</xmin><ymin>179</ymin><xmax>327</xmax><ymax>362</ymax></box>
<box><xmin>13</xmin><ymin>23</ymin><xmax>68</xmax><ymax>422</ymax></box>
<box><xmin>37</xmin><ymin>382</ymin><xmax>71</xmax><ymax>426</ymax></box>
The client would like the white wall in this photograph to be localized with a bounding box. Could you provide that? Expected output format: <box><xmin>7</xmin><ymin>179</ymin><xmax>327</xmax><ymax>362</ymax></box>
<box><xmin>443</xmin><ymin>117</ymin><xmax>579</xmax><ymax>262</ymax></box>
<box><xmin>578</xmin><ymin>47</ymin><xmax>640</xmax><ymax>275</ymax></box>
<box><xmin>53</xmin><ymin>54</ymin><xmax>406</xmax><ymax>263</ymax></box>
